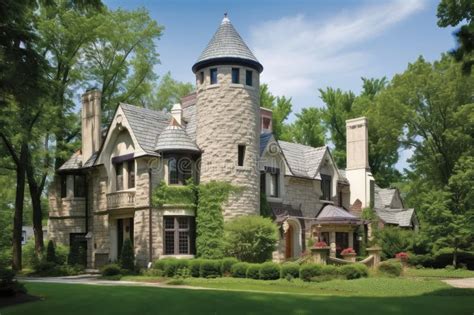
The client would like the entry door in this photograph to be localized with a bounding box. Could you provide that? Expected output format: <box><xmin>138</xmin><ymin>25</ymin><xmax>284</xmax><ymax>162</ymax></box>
<box><xmin>285</xmin><ymin>225</ymin><xmax>294</xmax><ymax>258</ymax></box>
<box><xmin>117</xmin><ymin>218</ymin><xmax>134</xmax><ymax>258</ymax></box>
<box><xmin>335</xmin><ymin>232</ymin><xmax>349</xmax><ymax>256</ymax></box>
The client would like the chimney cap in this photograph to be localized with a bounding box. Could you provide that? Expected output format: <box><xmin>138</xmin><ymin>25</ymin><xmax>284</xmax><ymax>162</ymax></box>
<box><xmin>85</xmin><ymin>86</ymin><xmax>100</xmax><ymax>93</ymax></box>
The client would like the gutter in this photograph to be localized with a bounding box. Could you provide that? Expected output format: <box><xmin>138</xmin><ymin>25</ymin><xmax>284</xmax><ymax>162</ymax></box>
<box><xmin>148</xmin><ymin>167</ymin><xmax>153</xmax><ymax>265</ymax></box>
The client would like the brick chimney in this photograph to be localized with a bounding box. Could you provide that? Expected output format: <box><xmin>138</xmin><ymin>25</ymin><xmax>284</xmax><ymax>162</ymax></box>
<box><xmin>260</xmin><ymin>107</ymin><xmax>273</xmax><ymax>133</ymax></box>
<box><xmin>171</xmin><ymin>103</ymin><xmax>182</xmax><ymax>125</ymax></box>
<box><xmin>81</xmin><ymin>89</ymin><xmax>101</xmax><ymax>164</ymax></box>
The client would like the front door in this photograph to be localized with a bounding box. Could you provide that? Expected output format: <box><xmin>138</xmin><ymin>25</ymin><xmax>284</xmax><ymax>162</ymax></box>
<box><xmin>285</xmin><ymin>225</ymin><xmax>294</xmax><ymax>258</ymax></box>
<box><xmin>335</xmin><ymin>232</ymin><xmax>349</xmax><ymax>256</ymax></box>
<box><xmin>117</xmin><ymin>218</ymin><xmax>134</xmax><ymax>258</ymax></box>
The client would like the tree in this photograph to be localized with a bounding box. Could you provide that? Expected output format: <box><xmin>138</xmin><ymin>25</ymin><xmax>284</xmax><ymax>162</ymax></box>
<box><xmin>149</xmin><ymin>72</ymin><xmax>194</xmax><ymax>111</ymax></box>
<box><xmin>259</xmin><ymin>84</ymin><xmax>292</xmax><ymax>139</ymax></box>
<box><xmin>46</xmin><ymin>240</ymin><xmax>57</xmax><ymax>264</ymax></box>
<box><xmin>283</xmin><ymin>107</ymin><xmax>326</xmax><ymax>148</ymax></box>
<box><xmin>437</xmin><ymin>0</ymin><xmax>474</xmax><ymax>73</ymax></box>
<box><xmin>119</xmin><ymin>239</ymin><xmax>135</xmax><ymax>272</ymax></box>
<box><xmin>83</xmin><ymin>7</ymin><xmax>163</xmax><ymax>121</ymax></box>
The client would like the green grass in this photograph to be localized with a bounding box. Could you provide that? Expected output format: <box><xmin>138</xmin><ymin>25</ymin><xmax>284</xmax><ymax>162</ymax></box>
<box><xmin>404</xmin><ymin>268</ymin><xmax>474</xmax><ymax>278</ymax></box>
<box><xmin>1</xmin><ymin>281</ymin><xmax>473</xmax><ymax>315</ymax></box>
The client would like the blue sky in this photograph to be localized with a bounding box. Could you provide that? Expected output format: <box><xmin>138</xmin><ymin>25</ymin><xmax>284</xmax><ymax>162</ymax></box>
<box><xmin>104</xmin><ymin>0</ymin><xmax>456</xmax><ymax>170</ymax></box>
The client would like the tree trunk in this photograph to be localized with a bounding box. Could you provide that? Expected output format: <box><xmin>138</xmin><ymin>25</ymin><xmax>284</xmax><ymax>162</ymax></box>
<box><xmin>453</xmin><ymin>247</ymin><xmax>458</xmax><ymax>269</ymax></box>
<box><xmin>26</xmin><ymin>149</ymin><xmax>45</xmax><ymax>255</ymax></box>
<box><xmin>12</xmin><ymin>145</ymin><xmax>27</xmax><ymax>271</ymax></box>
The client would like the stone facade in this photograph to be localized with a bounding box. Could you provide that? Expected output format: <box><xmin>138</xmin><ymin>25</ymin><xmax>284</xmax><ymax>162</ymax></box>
<box><xmin>195</xmin><ymin>65</ymin><xmax>260</xmax><ymax>219</ymax></box>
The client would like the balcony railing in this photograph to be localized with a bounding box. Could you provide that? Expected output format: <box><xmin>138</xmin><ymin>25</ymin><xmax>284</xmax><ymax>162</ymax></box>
<box><xmin>106</xmin><ymin>191</ymin><xmax>136</xmax><ymax>210</ymax></box>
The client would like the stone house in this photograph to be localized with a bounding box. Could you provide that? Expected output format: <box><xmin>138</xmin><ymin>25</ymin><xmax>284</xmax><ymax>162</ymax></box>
<box><xmin>48</xmin><ymin>15</ymin><xmax>418</xmax><ymax>268</ymax></box>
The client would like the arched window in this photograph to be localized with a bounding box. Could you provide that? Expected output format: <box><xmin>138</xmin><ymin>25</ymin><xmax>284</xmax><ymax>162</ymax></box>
<box><xmin>168</xmin><ymin>157</ymin><xmax>193</xmax><ymax>185</ymax></box>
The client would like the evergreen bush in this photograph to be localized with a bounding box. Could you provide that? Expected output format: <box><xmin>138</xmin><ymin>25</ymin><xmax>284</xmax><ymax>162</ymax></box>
<box><xmin>378</xmin><ymin>260</ymin><xmax>403</xmax><ymax>277</ymax></box>
<box><xmin>46</xmin><ymin>240</ymin><xmax>56</xmax><ymax>264</ymax></box>
<box><xmin>259</xmin><ymin>262</ymin><xmax>280</xmax><ymax>280</ymax></box>
<box><xmin>246</xmin><ymin>264</ymin><xmax>260</xmax><ymax>279</ymax></box>
<box><xmin>220</xmin><ymin>257</ymin><xmax>239</xmax><ymax>276</ymax></box>
<box><xmin>199</xmin><ymin>259</ymin><xmax>221</xmax><ymax>278</ymax></box>
<box><xmin>231</xmin><ymin>262</ymin><xmax>249</xmax><ymax>278</ymax></box>
<box><xmin>339</xmin><ymin>264</ymin><xmax>369</xmax><ymax>280</ymax></box>
<box><xmin>189</xmin><ymin>259</ymin><xmax>203</xmax><ymax>277</ymax></box>
<box><xmin>100</xmin><ymin>264</ymin><xmax>121</xmax><ymax>276</ymax></box>
<box><xmin>299</xmin><ymin>264</ymin><xmax>323</xmax><ymax>282</ymax></box>
<box><xmin>119</xmin><ymin>239</ymin><xmax>135</xmax><ymax>272</ymax></box>
<box><xmin>281</xmin><ymin>262</ymin><xmax>300</xmax><ymax>279</ymax></box>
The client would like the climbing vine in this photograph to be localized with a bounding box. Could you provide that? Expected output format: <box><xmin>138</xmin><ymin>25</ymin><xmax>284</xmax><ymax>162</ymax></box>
<box><xmin>153</xmin><ymin>181</ymin><xmax>197</xmax><ymax>208</ymax></box>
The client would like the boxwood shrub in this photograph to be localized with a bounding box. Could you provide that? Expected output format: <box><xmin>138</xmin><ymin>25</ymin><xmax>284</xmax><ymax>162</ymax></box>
<box><xmin>153</xmin><ymin>258</ymin><xmax>189</xmax><ymax>277</ymax></box>
<box><xmin>299</xmin><ymin>264</ymin><xmax>323</xmax><ymax>282</ymax></box>
<box><xmin>339</xmin><ymin>264</ymin><xmax>369</xmax><ymax>280</ymax></box>
<box><xmin>100</xmin><ymin>264</ymin><xmax>121</xmax><ymax>276</ymax></box>
<box><xmin>246</xmin><ymin>264</ymin><xmax>260</xmax><ymax>279</ymax></box>
<box><xmin>221</xmin><ymin>257</ymin><xmax>239</xmax><ymax>276</ymax></box>
<box><xmin>189</xmin><ymin>259</ymin><xmax>203</xmax><ymax>277</ymax></box>
<box><xmin>231</xmin><ymin>262</ymin><xmax>249</xmax><ymax>278</ymax></box>
<box><xmin>200</xmin><ymin>260</ymin><xmax>221</xmax><ymax>278</ymax></box>
<box><xmin>378</xmin><ymin>260</ymin><xmax>403</xmax><ymax>277</ymax></box>
<box><xmin>281</xmin><ymin>262</ymin><xmax>300</xmax><ymax>278</ymax></box>
<box><xmin>259</xmin><ymin>262</ymin><xmax>281</xmax><ymax>280</ymax></box>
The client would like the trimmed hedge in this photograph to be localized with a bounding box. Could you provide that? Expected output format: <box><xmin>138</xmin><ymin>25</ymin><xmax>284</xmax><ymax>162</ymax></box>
<box><xmin>199</xmin><ymin>260</ymin><xmax>221</xmax><ymax>278</ymax></box>
<box><xmin>189</xmin><ymin>259</ymin><xmax>203</xmax><ymax>277</ymax></box>
<box><xmin>153</xmin><ymin>258</ymin><xmax>189</xmax><ymax>277</ymax></box>
<box><xmin>408</xmin><ymin>250</ymin><xmax>474</xmax><ymax>270</ymax></box>
<box><xmin>378</xmin><ymin>261</ymin><xmax>403</xmax><ymax>277</ymax></box>
<box><xmin>101</xmin><ymin>264</ymin><xmax>121</xmax><ymax>276</ymax></box>
<box><xmin>259</xmin><ymin>262</ymin><xmax>280</xmax><ymax>280</ymax></box>
<box><xmin>339</xmin><ymin>264</ymin><xmax>369</xmax><ymax>280</ymax></box>
<box><xmin>281</xmin><ymin>262</ymin><xmax>300</xmax><ymax>279</ymax></box>
<box><xmin>246</xmin><ymin>264</ymin><xmax>260</xmax><ymax>279</ymax></box>
<box><xmin>300</xmin><ymin>264</ymin><xmax>323</xmax><ymax>282</ymax></box>
<box><xmin>231</xmin><ymin>262</ymin><xmax>249</xmax><ymax>278</ymax></box>
<box><xmin>221</xmin><ymin>257</ymin><xmax>239</xmax><ymax>276</ymax></box>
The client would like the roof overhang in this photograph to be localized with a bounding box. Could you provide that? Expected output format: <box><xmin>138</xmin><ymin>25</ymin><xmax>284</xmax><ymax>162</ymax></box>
<box><xmin>192</xmin><ymin>57</ymin><xmax>263</xmax><ymax>73</ymax></box>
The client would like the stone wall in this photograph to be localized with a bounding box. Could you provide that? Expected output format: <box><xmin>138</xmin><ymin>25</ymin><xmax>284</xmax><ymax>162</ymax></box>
<box><xmin>195</xmin><ymin>65</ymin><xmax>260</xmax><ymax>219</ymax></box>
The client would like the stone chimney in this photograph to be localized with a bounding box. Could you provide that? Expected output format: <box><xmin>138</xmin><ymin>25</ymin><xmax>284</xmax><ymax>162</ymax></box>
<box><xmin>81</xmin><ymin>89</ymin><xmax>102</xmax><ymax>164</ymax></box>
<box><xmin>171</xmin><ymin>103</ymin><xmax>182</xmax><ymax>125</ymax></box>
<box><xmin>260</xmin><ymin>107</ymin><xmax>273</xmax><ymax>133</ymax></box>
<box><xmin>346</xmin><ymin>117</ymin><xmax>369</xmax><ymax>170</ymax></box>
<box><xmin>345</xmin><ymin>117</ymin><xmax>374</xmax><ymax>208</ymax></box>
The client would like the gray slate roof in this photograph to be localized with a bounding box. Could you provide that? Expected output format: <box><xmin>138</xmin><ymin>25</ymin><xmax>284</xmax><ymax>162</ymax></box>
<box><xmin>375</xmin><ymin>208</ymin><xmax>415</xmax><ymax>227</ymax></box>
<box><xmin>120</xmin><ymin>104</ymin><xmax>171</xmax><ymax>156</ymax></box>
<box><xmin>58</xmin><ymin>151</ymin><xmax>82</xmax><ymax>171</ymax></box>
<box><xmin>155</xmin><ymin>123</ymin><xmax>200</xmax><ymax>153</ymax></box>
<box><xmin>316</xmin><ymin>204</ymin><xmax>362</xmax><ymax>224</ymax></box>
<box><xmin>193</xmin><ymin>16</ymin><xmax>262</xmax><ymax>72</ymax></box>
<box><xmin>374</xmin><ymin>185</ymin><xmax>396</xmax><ymax>209</ymax></box>
<box><xmin>278</xmin><ymin>141</ymin><xmax>327</xmax><ymax>178</ymax></box>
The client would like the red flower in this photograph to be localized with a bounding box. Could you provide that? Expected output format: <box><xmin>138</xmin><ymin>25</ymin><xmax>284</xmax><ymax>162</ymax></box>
<box><xmin>314</xmin><ymin>241</ymin><xmax>328</xmax><ymax>248</ymax></box>
<box><xmin>395</xmin><ymin>252</ymin><xmax>409</xmax><ymax>260</ymax></box>
<box><xmin>341</xmin><ymin>248</ymin><xmax>356</xmax><ymax>255</ymax></box>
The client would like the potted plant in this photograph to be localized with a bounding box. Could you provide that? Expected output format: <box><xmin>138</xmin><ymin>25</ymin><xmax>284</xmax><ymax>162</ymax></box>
<box><xmin>314</xmin><ymin>241</ymin><xmax>328</xmax><ymax>248</ymax></box>
<box><xmin>395</xmin><ymin>252</ymin><xmax>409</xmax><ymax>266</ymax></box>
<box><xmin>341</xmin><ymin>247</ymin><xmax>357</xmax><ymax>262</ymax></box>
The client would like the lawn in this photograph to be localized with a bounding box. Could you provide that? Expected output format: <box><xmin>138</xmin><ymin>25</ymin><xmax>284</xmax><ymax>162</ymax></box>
<box><xmin>404</xmin><ymin>268</ymin><xmax>474</xmax><ymax>278</ymax></box>
<box><xmin>2</xmin><ymin>278</ymin><xmax>473</xmax><ymax>315</ymax></box>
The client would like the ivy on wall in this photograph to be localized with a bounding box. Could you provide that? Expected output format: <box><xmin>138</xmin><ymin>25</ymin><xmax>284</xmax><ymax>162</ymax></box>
<box><xmin>260</xmin><ymin>193</ymin><xmax>272</xmax><ymax>218</ymax></box>
<box><xmin>153</xmin><ymin>180</ymin><xmax>238</xmax><ymax>259</ymax></box>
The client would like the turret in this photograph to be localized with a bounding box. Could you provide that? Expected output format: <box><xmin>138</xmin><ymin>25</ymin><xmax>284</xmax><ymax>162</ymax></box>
<box><xmin>193</xmin><ymin>14</ymin><xmax>262</xmax><ymax>217</ymax></box>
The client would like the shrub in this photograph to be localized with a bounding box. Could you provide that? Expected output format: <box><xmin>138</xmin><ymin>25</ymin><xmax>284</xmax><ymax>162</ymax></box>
<box><xmin>375</xmin><ymin>226</ymin><xmax>414</xmax><ymax>260</ymax></box>
<box><xmin>221</xmin><ymin>257</ymin><xmax>239</xmax><ymax>276</ymax></box>
<box><xmin>321</xmin><ymin>265</ymin><xmax>339</xmax><ymax>275</ymax></box>
<box><xmin>395</xmin><ymin>252</ymin><xmax>409</xmax><ymax>261</ymax></box>
<box><xmin>189</xmin><ymin>259</ymin><xmax>203</xmax><ymax>277</ymax></box>
<box><xmin>281</xmin><ymin>262</ymin><xmax>299</xmax><ymax>278</ymax></box>
<box><xmin>46</xmin><ymin>240</ymin><xmax>56</xmax><ymax>263</ymax></box>
<box><xmin>231</xmin><ymin>262</ymin><xmax>249</xmax><ymax>278</ymax></box>
<box><xmin>378</xmin><ymin>261</ymin><xmax>403</xmax><ymax>277</ymax></box>
<box><xmin>153</xmin><ymin>258</ymin><xmax>179</xmax><ymax>277</ymax></box>
<box><xmin>200</xmin><ymin>260</ymin><xmax>221</xmax><ymax>278</ymax></box>
<box><xmin>119</xmin><ymin>239</ymin><xmax>135</xmax><ymax>272</ymax></box>
<box><xmin>0</xmin><ymin>268</ymin><xmax>25</xmax><ymax>297</ymax></box>
<box><xmin>101</xmin><ymin>264</ymin><xmax>121</xmax><ymax>276</ymax></box>
<box><xmin>259</xmin><ymin>262</ymin><xmax>281</xmax><ymax>280</ymax></box>
<box><xmin>300</xmin><ymin>264</ymin><xmax>323</xmax><ymax>282</ymax></box>
<box><xmin>246</xmin><ymin>264</ymin><xmax>260</xmax><ymax>279</ymax></box>
<box><xmin>142</xmin><ymin>269</ymin><xmax>164</xmax><ymax>277</ymax></box>
<box><xmin>223</xmin><ymin>215</ymin><xmax>278</xmax><ymax>263</ymax></box>
<box><xmin>339</xmin><ymin>264</ymin><xmax>369</xmax><ymax>280</ymax></box>
<box><xmin>55</xmin><ymin>243</ymin><xmax>69</xmax><ymax>265</ymax></box>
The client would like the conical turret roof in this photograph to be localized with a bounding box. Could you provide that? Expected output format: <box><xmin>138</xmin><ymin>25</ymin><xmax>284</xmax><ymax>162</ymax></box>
<box><xmin>192</xmin><ymin>14</ymin><xmax>263</xmax><ymax>73</ymax></box>
<box><xmin>155</xmin><ymin>119</ymin><xmax>200</xmax><ymax>153</ymax></box>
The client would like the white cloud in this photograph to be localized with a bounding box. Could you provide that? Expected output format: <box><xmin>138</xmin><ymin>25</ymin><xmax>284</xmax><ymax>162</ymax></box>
<box><xmin>250</xmin><ymin>0</ymin><xmax>426</xmax><ymax>100</ymax></box>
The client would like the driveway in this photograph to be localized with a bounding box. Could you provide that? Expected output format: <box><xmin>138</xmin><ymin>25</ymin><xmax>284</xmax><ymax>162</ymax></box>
<box><xmin>443</xmin><ymin>277</ymin><xmax>474</xmax><ymax>289</ymax></box>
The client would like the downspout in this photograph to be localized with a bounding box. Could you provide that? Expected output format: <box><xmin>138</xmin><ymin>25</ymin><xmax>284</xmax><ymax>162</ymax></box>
<box><xmin>148</xmin><ymin>166</ymin><xmax>153</xmax><ymax>265</ymax></box>
<box><xmin>85</xmin><ymin>173</ymin><xmax>89</xmax><ymax>233</ymax></box>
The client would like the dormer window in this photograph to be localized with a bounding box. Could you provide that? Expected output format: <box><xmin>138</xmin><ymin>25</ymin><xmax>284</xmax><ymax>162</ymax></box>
<box><xmin>232</xmin><ymin>68</ymin><xmax>240</xmax><ymax>84</ymax></box>
<box><xmin>321</xmin><ymin>174</ymin><xmax>331</xmax><ymax>201</ymax></box>
<box><xmin>210</xmin><ymin>68</ymin><xmax>218</xmax><ymax>84</ymax></box>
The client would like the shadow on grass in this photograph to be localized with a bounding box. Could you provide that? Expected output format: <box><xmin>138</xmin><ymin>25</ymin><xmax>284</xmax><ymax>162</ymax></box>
<box><xmin>1</xmin><ymin>283</ymin><xmax>473</xmax><ymax>315</ymax></box>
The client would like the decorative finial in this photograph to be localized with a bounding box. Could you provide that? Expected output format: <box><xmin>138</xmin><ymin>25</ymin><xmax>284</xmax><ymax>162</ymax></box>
<box><xmin>222</xmin><ymin>12</ymin><xmax>230</xmax><ymax>24</ymax></box>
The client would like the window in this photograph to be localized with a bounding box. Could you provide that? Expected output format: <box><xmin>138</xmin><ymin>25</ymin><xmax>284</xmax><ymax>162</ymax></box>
<box><xmin>269</xmin><ymin>169</ymin><xmax>280</xmax><ymax>197</ymax></box>
<box><xmin>163</xmin><ymin>216</ymin><xmax>195</xmax><ymax>255</ymax></box>
<box><xmin>210</xmin><ymin>68</ymin><xmax>218</xmax><ymax>84</ymax></box>
<box><xmin>199</xmin><ymin>71</ymin><xmax>204</xmax><ymax>84</ymax></box>
<box><xmin>60</xmin><ymin>175</ymin><xmax>67</xmax><ymax>198</ymax></box>
<box><xmin>127</xmin><ymin>160</ymin><xmax>135</xmax><ymax>188</ymax></box>
<box><xmin>321</xmin><ymin>174</ymin><xmax>331</xmax><ymax>201</ymax></box>
<box><xmin>246</xmin><ymin>70</ymin><xmax>253</xmax><ymax>86</ymax></box>
<box><xmin>260</xmin><ymin>172</ymin><xmax>266</xmax><ymax>194</ymax></box>
<box><xmin>238</xmin><ymin>145</ymin><xmax>246</xmax><ymax>166</ymax></box>
<box><xmin>168</xmin><ymin>157</ymin><xmax>192</xmax><ymax>185</ymax></box>
<box><xmin>262</xmin><ymin>117</ymin><xmax>271</xmax><ymax>130</ymax></box>
<box><xmin>231</xmin><ymin>68</ymin><xmax>240</xmax><ymax>84</ymax></box>
<box><xmin>115</xmin><ymin>162</ymin><xmax>123</xmax><ymax>191</ymax></box>
<box><xmin>74</xmin><ymin>175</ymin><xmax>85</xmax><ymax>198</ymax></box>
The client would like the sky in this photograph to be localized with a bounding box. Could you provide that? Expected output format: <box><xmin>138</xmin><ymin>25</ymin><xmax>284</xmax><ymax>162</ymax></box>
<box><xmin>104</xmin><ymin>0</ymin><xmax>456</xmax><ymax>170</ymax></box>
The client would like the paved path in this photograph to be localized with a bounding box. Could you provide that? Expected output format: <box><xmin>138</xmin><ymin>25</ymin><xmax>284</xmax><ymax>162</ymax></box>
<box><xmin>443</xmin><ymin>277</ymin><xmax>474</xmax><ymax>289</ymax></box>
